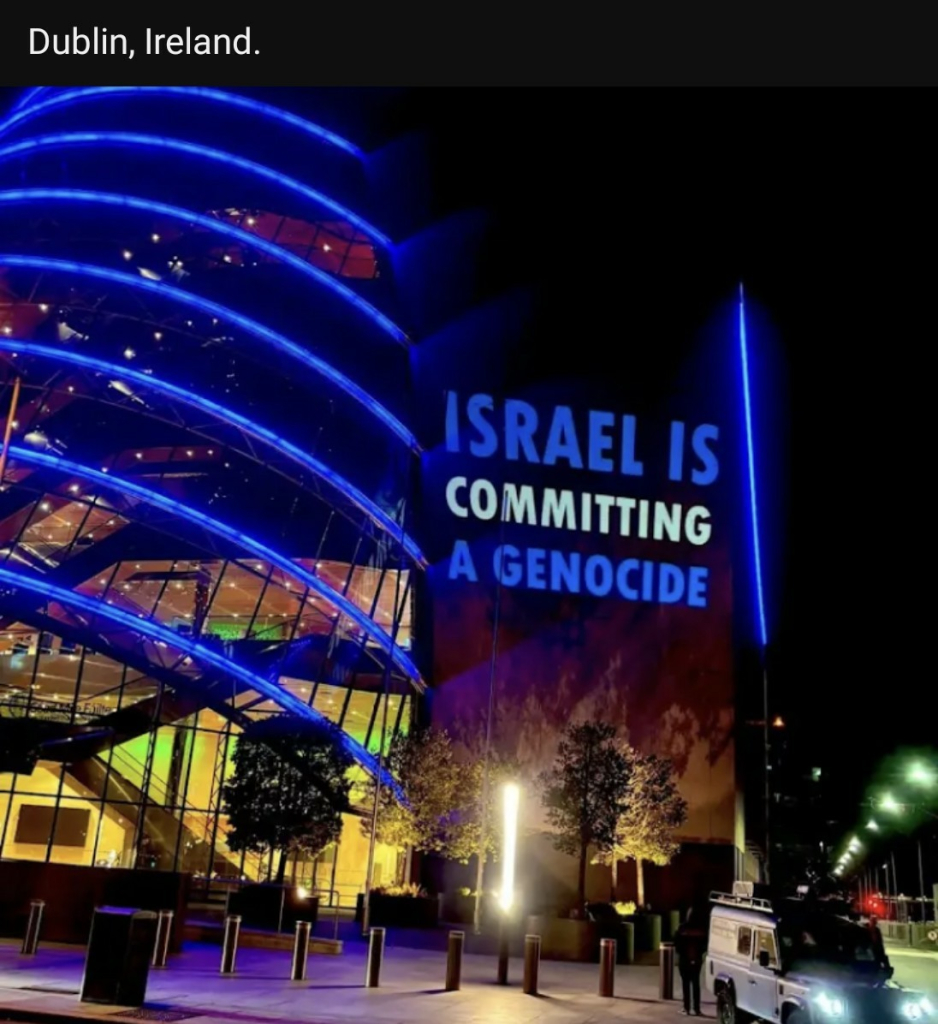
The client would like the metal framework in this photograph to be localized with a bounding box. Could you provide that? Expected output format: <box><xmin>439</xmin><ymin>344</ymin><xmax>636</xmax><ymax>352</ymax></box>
<box><xmin>0</xmin><ymin>87</ymin><xmax>422</xmax><ymax>887</ymax></box>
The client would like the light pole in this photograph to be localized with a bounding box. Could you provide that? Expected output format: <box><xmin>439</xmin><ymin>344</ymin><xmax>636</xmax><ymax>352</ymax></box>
<box><xmin>500</xmin><ymin>782</ymin><xmax>520</xmax><ymax>914</ymax></box>
<box><xmin>877</xmin><ymin>787</ymin><xmax>937</xmax><ymax>923</ymax></box>
<box><xmin>496</xmin><ymin>782</ymin><xmax>520</xmax><ymax>985</ymax></box>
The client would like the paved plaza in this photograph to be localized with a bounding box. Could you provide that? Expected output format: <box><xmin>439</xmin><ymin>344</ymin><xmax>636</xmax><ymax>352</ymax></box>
<box><xmin>0</xmin><ymin>937</ymin><xmax>708</xmax><ymax>1024</ymax></box>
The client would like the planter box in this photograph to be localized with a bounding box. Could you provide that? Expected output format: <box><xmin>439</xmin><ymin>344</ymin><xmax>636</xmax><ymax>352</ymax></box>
<box><xmin>368</xmin><ymin>893</ymin><xmax>440</xmax><ymax>929</ymax></box>
<box><xmin>526</xmin><ymin>915</ymin><xmax>598</xmax><ymax>962</ymax></box>
<box><xmin>631</xmin><ymin>912</ymin><xmax>662</xmax><ymax>952</ymax></box>
<box><xmin>585</xmin><ymin>903</ymin><xmax>635</xmax><ymax>964</ymax></box>
<box><xmin>662</xmin><ymin>909</ymin><xmax>681</xmax><ymax>941</ymax></box>
<box><xmin>227</xmin><ymin>884</ymin><xmax>319</xmax><ymax>932</ymax></box>
<box><xmin>441</xmin><ymin>892</ymin><xmax>498</xmax><ymax>926</ymax></box>
<box><xmin>0</xmin><ymin>862</ymin><xmax>189</xmax><ymax>952</ymax></box>
<box><xmin>441</xmin><ymin>893</ymin><xmax>475</xmax><ymax>924</ymax></box>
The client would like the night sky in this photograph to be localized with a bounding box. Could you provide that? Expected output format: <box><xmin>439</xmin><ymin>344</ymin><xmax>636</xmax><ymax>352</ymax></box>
<box><xmin>2</xmin><ymin>86</ymin><xmax>933</xmax><ymax>828</ymax></box>
<box><xmin>391</xmin><ymin>88</ymin><xmax>937</xmax><ymax>831</ymax></box>
<box><xmin>434</xmin><ymin>99</ymin><xmax>932</xmax><ymax>677</ymax></box>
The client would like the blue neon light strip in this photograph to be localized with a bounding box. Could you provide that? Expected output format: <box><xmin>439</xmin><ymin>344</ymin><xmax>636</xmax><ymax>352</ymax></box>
<box><xmin>738</xmin><ymin>284</ymin><xmax>768</xmax><ymax>648</ymax></box>
<box><xmin>0</xmin><ymin>337</ymin><xmax>425</xmax><ymax>566</ymax></box>
<box><xmin>0</xmin><ymin>563</ymin><xmax>402</xmax><ymax>798</ymax></box>
<box><xmin>0</xmin><ymin>133</ymin><xmax>388</xmax><ymax>248</ymax></box>
<box><xmin>0</xmin><ymin>254</ymin><xmax>414</xmax><ymax>448</ymax></box>
<box><xmin>0</xmin><ymin>86</ymin><xmax>363</xmax><ymax>159</ymax></box>
<box><xmin>0</xmin><ymin>189</ymin><xmax>407</xmax><ymax>346</ymax></box>
<box><xmin>12</xmin><ymin>87</ymin><xmax>47</xmax><ymax>113</ymax></box>
<box><xmin>8</xmin><ymin>444</ymin><xmax>422</xmax><ymax>687</ymax></box>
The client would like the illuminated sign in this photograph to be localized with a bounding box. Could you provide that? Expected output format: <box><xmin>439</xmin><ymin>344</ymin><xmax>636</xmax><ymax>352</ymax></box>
<box><xmin>442</xmin><ymin>392</ymin><xmax>721</xmax><ymax>607</ymax></box>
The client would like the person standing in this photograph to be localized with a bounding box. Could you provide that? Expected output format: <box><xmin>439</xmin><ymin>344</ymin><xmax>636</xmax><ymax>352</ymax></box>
<box><xmin>674</xmin><ymin>906</ymin><xmax>707</xmax><ymax>1016</ymax></box>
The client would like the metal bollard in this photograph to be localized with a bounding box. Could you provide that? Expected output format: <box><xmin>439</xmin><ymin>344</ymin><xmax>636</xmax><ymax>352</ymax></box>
<box><xmin>659</xmin><ymin>941</ymin><xmax>675</xmax><ymax>1000</ymax></box>
<box><xmin>291</xmin><ymin>921</ymin><xmax>311</xmax><ymax>981</ymax></box>
<box><xmin>21</xmin><ymin>900</ymin><xmax>45</xmax><ymax>956</ymax></box>
<box><xmin>220</xmin><ymin>914</ymin><xmax>241</xmax><ymax>975</ymax></box>
<box><xmin>522</xmin><ymin>934</ymin><xmax>540</xmax><ymax>996</ymax></box>
<box><xmin>445</xmin><ymin>930</ymin><xmax>464</xmax><ymax>991</ymax></box>
<box><xmin>152</xmin><ymin>909</ymin><xmax>174</xmax><ymax>968</ymax></box>
<box><xmin>497</xmin><ymin>918</ymin><xmax>510</xmax><ymax>985</ymax></box>
<box><xmin>599</xmin><ymin>937</ymin><xmax>616</xmax><ymax>997</ymax></box>
<box><xmin>366</xmin><ymin>927</ymin><xmax>385</xmax><ymax>988</ymax></box>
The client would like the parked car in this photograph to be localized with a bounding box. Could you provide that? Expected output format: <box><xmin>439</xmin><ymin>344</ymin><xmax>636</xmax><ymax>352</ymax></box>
<box><xmin>706</xmin><ymin>882</ymin><xmax>933</xmax><ymax>1022</ymax></box>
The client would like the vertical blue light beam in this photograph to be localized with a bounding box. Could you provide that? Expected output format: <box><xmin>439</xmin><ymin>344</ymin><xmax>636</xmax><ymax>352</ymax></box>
<box><xmin>738</xmin><ymin>283</ymin><xmax>768</xmax><ymax>648</ymax></box>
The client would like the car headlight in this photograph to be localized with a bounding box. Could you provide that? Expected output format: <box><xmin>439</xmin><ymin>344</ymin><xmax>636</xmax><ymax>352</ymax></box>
<box><xmin>816</xmin><ymin>991</ymin><xmax>846</xmax><ymax>1017</ymax></box>
<box><xmin>903</xmin><ymin>997</ymin><xmax>934</xmax><ymax>1019</ymax></box>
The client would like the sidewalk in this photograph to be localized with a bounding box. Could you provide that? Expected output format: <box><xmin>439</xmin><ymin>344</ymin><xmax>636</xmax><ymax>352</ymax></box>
<box><xmin>0</xmin><ymin>939</ymin><xmax>713</xmax><ymax>1023</ymax></box>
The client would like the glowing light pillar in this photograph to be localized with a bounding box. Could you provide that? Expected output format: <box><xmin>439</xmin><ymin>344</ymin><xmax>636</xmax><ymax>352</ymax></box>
<box><xmin>500</xmin><ymin>783</ymin><xmax>520</xmax><ymax>912</ymax></box>
<box><xmin>738</xmin><ymin>283</ymin><xmax>771</xmax><ymax>882</ymax></box>
<box><xmin>738</xmin><ymin>284</ymin><xmax>767</xmax><ymax>648</ymax></box>
<box><xmin>496</xmin><ymin>782</ymin><xmax>519</xmax><ymax>985</ymax></box>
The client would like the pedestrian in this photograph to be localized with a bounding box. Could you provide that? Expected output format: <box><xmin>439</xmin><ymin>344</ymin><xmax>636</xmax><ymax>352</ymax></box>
<box><xmin>674</xmin><ymin>906</ymin><xmax>707</xmax><ymax>1016</ymax></box>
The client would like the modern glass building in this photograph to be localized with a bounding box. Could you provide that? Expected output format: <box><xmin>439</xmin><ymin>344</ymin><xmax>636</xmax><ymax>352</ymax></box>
<box><xmin>0</xmin><ymin>87</ymin><xmax>423</xmax><ymax>902</ymax></box>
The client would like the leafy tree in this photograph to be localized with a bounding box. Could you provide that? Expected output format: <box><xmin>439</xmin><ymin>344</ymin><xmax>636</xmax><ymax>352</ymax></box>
<box><xmin>222</xmin><ymin>715</ymin><xmax>353</xmax><ymax>884</ymax></box>
<box><xmin>360</xmin><ymin>725</ymin><xmax>468</xmax><ymax>874</ymax></box>
<box><xmin>601</xmin><ymin>748</ymin><xmax>687</xmax><ymax>907</ymax></box>
<box><xmin>538</xmin><ymin>721</ymin><xmax>632</xmax><ymax>913</ymax></box>
<box><xmin>445</xmin><ymin>751</ymin><xmax>521</xmax><ymax>866</ymax></box>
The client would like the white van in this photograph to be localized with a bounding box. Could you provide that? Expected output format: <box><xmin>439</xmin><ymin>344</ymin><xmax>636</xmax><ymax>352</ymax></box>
<box><xmin>705</xmin><ymin>882</ymin><xmax>932</xmax><ymax>1023</ymax></box>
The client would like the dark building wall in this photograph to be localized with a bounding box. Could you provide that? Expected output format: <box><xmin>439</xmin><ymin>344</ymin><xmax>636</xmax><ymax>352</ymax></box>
<box><xmin>411</xmin><ymin>283</ymin><xmax>748</xmax><ymax>904</ymax></box>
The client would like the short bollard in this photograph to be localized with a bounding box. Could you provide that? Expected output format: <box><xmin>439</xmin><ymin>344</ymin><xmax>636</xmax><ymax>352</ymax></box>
<box><xmin>21</xmin><ymin>900</ymin><xmax>45</xmax><ymax>956</ymax></box>
<box><xmin>220</xmin><ymin>914</ymin><xmax>241</xmax><ymax>975</ymax></box>
<box><xmin>497</xmin><ymin>920</ymin><xmax>510</xmax><ymax>985</ymax></box>
<box><xmin>445</xmin><ymin>930</ymin><xmax>464</xmax><ymax>991</ymax></box>
<box><xmin>152</xmin><ymin>909</ymin><xmax>174</xmax><ymax>968</ymax></box>
<box><xmin>599</xmin><ymin>937</ymin><xmax>616</xmax><ymax>997</ymax></box>
<box><xmin>366</xmin><ymin>927</ymin><xmax>385</xmax><ymax>988</ymax></box>
<box><xmin>659</xmin><ymin>941</ymin><xmax>675</xmax><ymax>1000</ymax></box>
<box><xmin>522</xmin><ymin>934</ymin><xmax>540</xmax><ymax>996</ymax></box>
<box><xmin>291</xmin><ymin>921</ymin><xmax>311</xmax><ymax>981</ymax></box>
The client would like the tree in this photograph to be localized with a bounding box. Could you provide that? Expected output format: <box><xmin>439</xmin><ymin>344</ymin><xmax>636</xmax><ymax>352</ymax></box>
<box><xmin>602</xmin><ymin>749</ymin><xmax>687</xmax><ymax>908</ymax></box>
<box><xmin>360</xmin><ymin>725</ymin><xmax>468</xmax><ymax>875</ymax></box>
<box><xmin>538</xmin><ymin>721</ymin><xmax>632</xmax><ymax>913</ymax></box>
<box><xmin>222</xmin><ymin>715</ymin><xmax>353</xmax><ymax>883</ymax></box>
<box><xmin>445</xmin><ymin>751</ymin><xmax>522</xmax><ymax>866</ymax></box>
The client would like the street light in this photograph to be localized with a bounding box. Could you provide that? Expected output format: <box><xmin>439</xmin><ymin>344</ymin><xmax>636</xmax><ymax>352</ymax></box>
<box><xmin>866</xmin><ymin>819</ymin><xmax>880</xmax><ymax>831</ymax></box>
<box><xmin>499</xmin><ymin>783</ymin><xmax>520</xmax><ymax>912</ymax></box>
<box><xmin>908</xmin><ymin>763</ymin><xmax>936</xmax><ymax>788</ymax></box>
<box><xmin>880</xmin><ymin>793</ymin><xmax>902</xmax><ymax>815</ymax></box>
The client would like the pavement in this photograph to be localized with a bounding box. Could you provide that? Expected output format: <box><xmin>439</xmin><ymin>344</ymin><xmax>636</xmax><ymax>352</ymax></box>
<box><xmin>887</xmin><ymin>945</ymin><xmax>938</xmax><ymax>1003</ymax></box>
<box><xmin>0</xmin><ymin>939</ymin><xmax>709</xmax><ymax>1024</ymax></box>
<box><xmin>1</xmin><ymin>937</ymin><xmax>930</xmax><ymax>1024</ymax></box>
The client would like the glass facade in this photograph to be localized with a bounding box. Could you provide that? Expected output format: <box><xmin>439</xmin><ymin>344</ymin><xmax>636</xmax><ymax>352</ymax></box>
<box><xmin>0</xmin><ymin>87</ymin><xmax>421</xmax><ymax>906</ymax></box>
<box><xmin>0</xmin><ymin>602</ymin><xmax>412</xmax><ymax>901</ymax></box>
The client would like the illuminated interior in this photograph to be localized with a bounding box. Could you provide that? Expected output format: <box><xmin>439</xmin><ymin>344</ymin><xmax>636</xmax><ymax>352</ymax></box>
<box><xmin>0</xmin><ymin>86</ymin><xmax>417</xmax><ymax>905</ymax></box>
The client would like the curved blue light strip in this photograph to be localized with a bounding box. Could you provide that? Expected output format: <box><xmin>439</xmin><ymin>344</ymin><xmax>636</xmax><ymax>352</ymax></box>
<box><xmin>0</xmin><ymin>254</ymin><xmax>414</xmax><ymax>448</ymax></box>
<box><xmin>0</xmin><ymin>86</ymin><xmax>363</xmax><ymax>159</ymax></box>
<box><xmin>0</xmin><ymin>337</ymin><xmax>425</xmax><ymax>566</ymax></box>
<box><xmin>0</xmin><ymin>189</ymin><xmax>406</xmax><ymax>346</ymax></box>
<box><xmin>0</xmin><ymin>563</ymin><xmax>402</xmax><ymax>799</ymax></box>
<box><xmin>0</xmin><ymin>132</ymin><xmax>387</xmax><ymax>247</ymax></box>
<box><xmin>738</xmin><ymin>284</ymin><xmax>768</xmax><ymax>648</ymax></box>
<box><xmin>12</xmin><ymin>87</ymin><xmax>47</xmax><ymax>113</ymax></box>
<box><xmin>8</xmin><ymin>444</ymin><xmax>422</xmax><ymax>688</ymax></box>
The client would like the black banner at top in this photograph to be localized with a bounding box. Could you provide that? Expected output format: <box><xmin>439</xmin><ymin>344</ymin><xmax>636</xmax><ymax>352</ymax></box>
<box><xmin>0</xmin><ymin>6</ymin><xmax>935</xmax><ymax>86</ymax></box>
